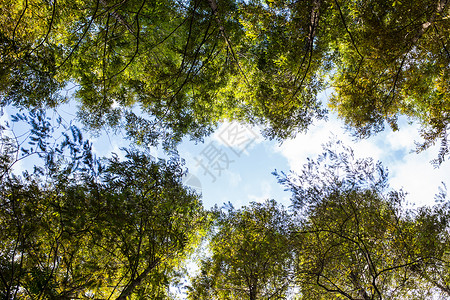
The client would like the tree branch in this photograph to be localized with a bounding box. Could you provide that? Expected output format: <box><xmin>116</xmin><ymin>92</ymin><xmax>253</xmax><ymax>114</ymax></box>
<box><xmin>207</xmin><ymin>0</ymin><xmax>250</xmax><ymax>86</ymax></box>
<box><xmin>116</xmin><ymin>259</ymin><xmax>160</xmax><ymax>300</ymax></box>
<box><xmin>290</xmin><ymin>0</ymin><xmax>321</xmax><ymax>100</ymax></box>
<box><xmin>12</xmin><ymin>0</ymin><xmax>28</xmax><ymax>47</ymax></box>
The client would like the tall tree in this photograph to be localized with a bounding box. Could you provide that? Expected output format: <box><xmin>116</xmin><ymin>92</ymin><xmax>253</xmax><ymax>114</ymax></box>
<box><xmin>1</xmin><ymin>0</ymin><xmax>232</xmax><ymax>148</ymax></box>
<box><xmin>0</xmin><ymin>111</ymin><xmax>207</xmax><ymax>299</ymax></box>
<box><xmin>188</xmin><ymin>200</ymin><xmax>294</xmax><ymax>300</ymax></box>
<box><xmin>275</xmin><ymin>140</ymin><xmax>448</xmax><ymax>299</ymax></box>
<box><xmin>0</xmin><ymin>0</ymin><xmax>331</xmax><ymax>145</ymax></box>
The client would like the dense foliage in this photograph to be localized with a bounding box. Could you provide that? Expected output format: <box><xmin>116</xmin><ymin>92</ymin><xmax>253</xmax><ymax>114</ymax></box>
<box><xmin>0</xmin><ymin>112</ymin><xmax>207</xmax><ymax>299</ymax></box>
<box><xmin>1</xmin><ymin>111</ymin><xmax>450</xmax><ymax>299</ymax></box>
<box><xmin>275</xmin><ymin>141</ymin><xmax>450</xmax><ymax>299</ymax></box>
<box><xmin>188</xmin><ymin>200</ymin><xmax>294</xmax><ymax>300</ymax></box>
<box><xmin>2</xmin><ymin>0</ymin><xmax>450</xmax><ymax>158</ymax></box>
<box><xmin>2</xmin><ymin>0</ymin><xmax>450</xmax><ymax>298</ymax></box>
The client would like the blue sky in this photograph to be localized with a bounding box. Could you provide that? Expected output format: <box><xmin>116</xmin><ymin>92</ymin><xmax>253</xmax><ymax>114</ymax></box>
<box><xmin>174</xmin><ymin>113</ymin><xmax>450</xmax><ymax>210</ymax></box>
<box><xmin>178</xmin><ymin>123</ymin><xmax>291</xmax><ymax>208</ymax></box>
<box><xmin>2</xmin><ymin>103</ymin><xmax>449</xmax><ymax>211</ymax></box>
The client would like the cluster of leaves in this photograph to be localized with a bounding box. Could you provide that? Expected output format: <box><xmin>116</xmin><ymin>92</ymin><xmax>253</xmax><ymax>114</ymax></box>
<box><xmin>0</xmin><ymin>110</ymin><xmax>207</xmax><ymax>299</ymax></box>
<box><xmin>188</xmin><ymin>141</ymin><xmax>450</xmax><ymax>299</ymax></box>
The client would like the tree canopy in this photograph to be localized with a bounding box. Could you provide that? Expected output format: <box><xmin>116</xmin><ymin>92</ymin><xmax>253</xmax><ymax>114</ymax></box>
<box><xmin>182</xmin><ymin>140</ymin><xmax>450</xmax><ymax>300</ymax></box>
<box><xmin>2</xmin><ymin>0</ymin><xmax>450</xmax><ymax>158</ymax></box>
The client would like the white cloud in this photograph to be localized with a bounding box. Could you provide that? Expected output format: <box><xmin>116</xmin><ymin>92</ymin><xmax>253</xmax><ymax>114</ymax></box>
<box><xmin>389</xmin><ymin>153</ymin><xmax>446</xmax><ymax>207</ymax></box>
<box><xmin>385</xmin><ymin>122</ymin><xmax>420</xmax><ymax>151</ymax></box>
<box><xmin>381</xmin><ymin>120</ymin><xmax>449</xmax><ymax>207</ymax></box>
<box><xmin>90</xmin><ymin>130</ymin><xmax>131</xmax><ymax>160</ymax></box>
<box><xmin>274</xmin><ymin>115</ymin><xmax>382</xmax><ymax>172</ymax></box>
<box><xmin>247</xmin><ymin>180</ymin><xmax>273</xmax><ymax>203</ymax></box>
